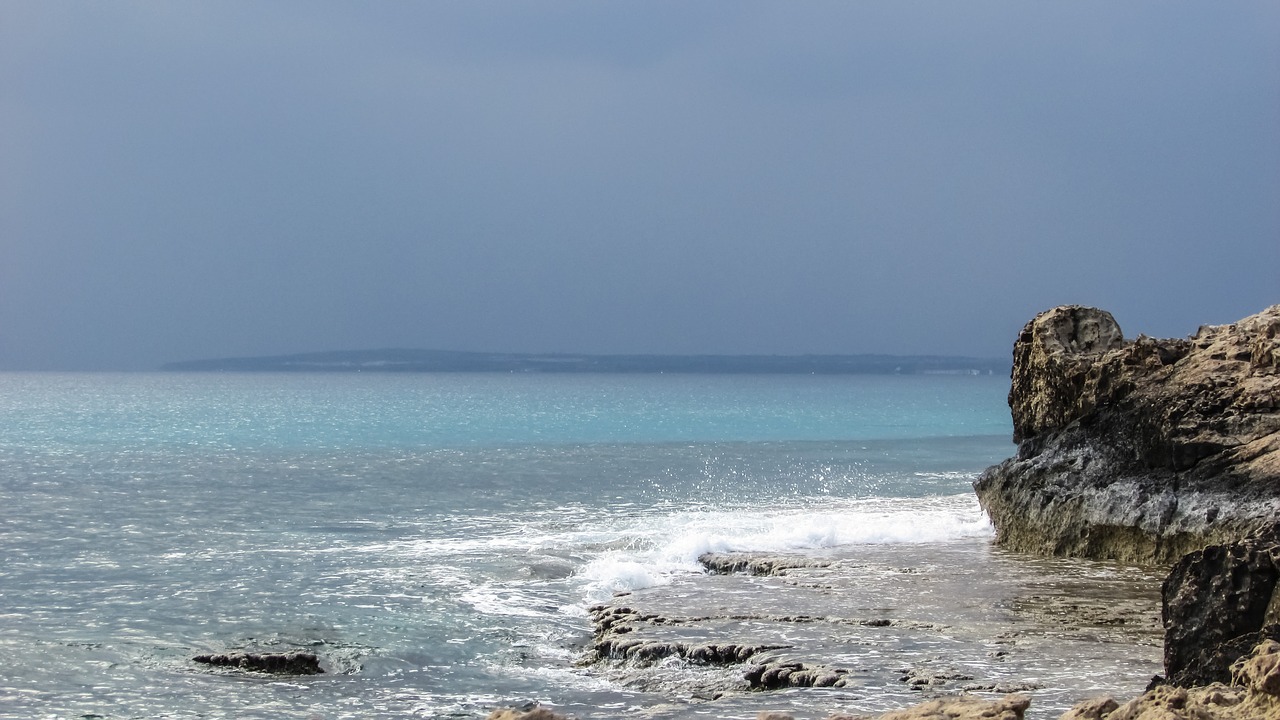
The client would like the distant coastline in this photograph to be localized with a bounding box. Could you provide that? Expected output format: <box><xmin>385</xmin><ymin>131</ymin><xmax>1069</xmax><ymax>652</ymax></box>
<box><xmin>160</xmin><ymin>349</ymin><xmax>1009</xmax><ymax>375</ymax></box>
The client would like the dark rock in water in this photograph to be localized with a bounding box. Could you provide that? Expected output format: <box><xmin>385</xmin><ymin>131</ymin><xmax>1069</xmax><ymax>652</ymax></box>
<box><xmin>193</xmin><ymin>651</ymin><xmax>324</xmax><ymax>675</ymax></box>
<box><xmin>744</xmin><ymin>660</ymin><xmax>852</xmax><ymax>689</ymax></box>
<box><xmin>975</xmin><ymin>304</ymin><xmax>1280</xmax><ymax>563</ymax></box>
<box><xmin>898</xmin><ymin>666</ymin><xmax>973</xmax><ymax>688</ymax></box>
<box><xmin>1162</xmin><ymin>535</ymin><xmax>1280</xmax><ymax>686</ymax></box>
<box><xmin>1062</xmin><ymin>640</ymin><xmax>1280</xmax><ymax>719</ymax></box>
<box><xmin>585</xmin><ymin>604</ymin><xmax>788</xmax><ymax>666</ymax></box>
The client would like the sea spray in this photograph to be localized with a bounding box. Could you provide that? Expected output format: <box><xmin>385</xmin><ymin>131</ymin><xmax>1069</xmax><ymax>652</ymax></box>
<box><xmin>573</xmin><ymin>494</ymin><xmax>993</xmax><ymax>602</ymax></box>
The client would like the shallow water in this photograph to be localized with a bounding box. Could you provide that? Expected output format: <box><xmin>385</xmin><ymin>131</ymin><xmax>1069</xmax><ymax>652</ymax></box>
<box><xmin>0</xmin><ymin>372</ymin><xmax>1159</xmax><ymax>719</ymax></box>
<box><xmin>579</xmin><ymin>539</ymin><xmax>1162</xmax><ymax>719</ymax></box>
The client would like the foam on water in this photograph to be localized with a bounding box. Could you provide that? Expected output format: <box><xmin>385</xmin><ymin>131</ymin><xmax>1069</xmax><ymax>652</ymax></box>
<box><xmin>572</xmin><ymin>494</ymin><xmax>993</xmax><ymax>602</ymax></box>
<box><xmin>0</xmin><ymin>372</ymin><xmax>1023</xmax><ymax>720</ymax></box>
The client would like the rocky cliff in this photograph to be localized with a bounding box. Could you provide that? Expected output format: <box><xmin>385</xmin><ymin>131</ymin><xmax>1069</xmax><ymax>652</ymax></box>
<box><xmin>974</xmin><ymin>304</ymin><xmax>1280</xmax><ymax>564</ymax></box>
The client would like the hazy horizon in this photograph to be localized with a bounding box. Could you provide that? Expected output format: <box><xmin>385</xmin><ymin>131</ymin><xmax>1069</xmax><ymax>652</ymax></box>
<box><xmin>3</xmin><ymin>2</ymin><xmax>1277</xmax><ymax>371</ymax></box>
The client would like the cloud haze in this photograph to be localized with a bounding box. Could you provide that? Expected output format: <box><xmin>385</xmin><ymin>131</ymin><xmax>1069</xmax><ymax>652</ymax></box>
<box><xmin>2</xmin><ymin>1</ymin><xmax>1277</xmax><ymax>369</ymax></box>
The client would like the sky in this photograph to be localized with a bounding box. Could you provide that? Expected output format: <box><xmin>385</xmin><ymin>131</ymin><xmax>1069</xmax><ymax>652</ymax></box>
<box><xmin>1</xmin><ymin>2</ymin><xmax>1277</xmax><ymax>370</ymax></box>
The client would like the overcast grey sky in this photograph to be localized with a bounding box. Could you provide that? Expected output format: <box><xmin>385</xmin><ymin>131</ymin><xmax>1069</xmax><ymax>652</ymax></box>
<box><xmin>2</xmin><ymin>2</ymin><xmax>1277</xmax><ymax>370</ymax></box>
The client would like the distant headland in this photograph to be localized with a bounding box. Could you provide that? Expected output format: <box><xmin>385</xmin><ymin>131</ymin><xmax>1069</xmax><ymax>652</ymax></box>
<box><xmin>160</xmin><ymin>349</ymin><xmax>1009</xmax><ymax>375</ymax></box>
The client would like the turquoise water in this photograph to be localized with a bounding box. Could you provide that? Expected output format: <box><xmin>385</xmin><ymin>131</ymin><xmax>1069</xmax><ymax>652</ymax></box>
<box><xmin>0</xmin><ymin>372</ymin><xmax>1034</xmax><ymax>719</ymax></box>
<box><xmin>0</xmin><ymin>372</ymin><xmax>1010</xmax><ymax>450</ymax></box>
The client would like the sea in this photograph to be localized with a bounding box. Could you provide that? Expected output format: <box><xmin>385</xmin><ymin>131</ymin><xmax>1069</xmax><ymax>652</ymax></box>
<box><xmin>0</xmin><ymin>372</ymin><xmax>1163</xmax><ymax>720</ymax></box>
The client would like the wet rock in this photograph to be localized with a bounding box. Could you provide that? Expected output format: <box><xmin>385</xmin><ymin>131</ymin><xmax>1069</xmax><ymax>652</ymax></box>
<box><xmin>586</xmin><ymin>604</ymin><xmax>788</xmax><ymax>666</ymax></box>
<box><xmin>744</xmin><ymin>660</ymin><xmax>852</xmax><ymax>689</ymax></box>
<box><xmin>594</xmin><ymin>636</ymin><xmax>785</xmax><ymax>665</ymax></box>
<box><xmin>975</xmin><ymin>304</ymin><xmax>1280</xmax><ymax>563</ymax></box>
<box><xmin>897</xmin><ymin>666</ymin><xmax>976</xmax><ymax>690</ymax></box>
<box><xmin>192</xmin><ymin>651</ymin><xmax>323</xmax><ymax>675</ymax></box>
<box><xmin>1162</xmin><ymin>536</ymin><xmax>1280</xmax><ymax>686</ymax></box>
<box><xmin>699</xmin><ymin>552</ymin><xmax>833</xmax><ymax>576</ymax></box>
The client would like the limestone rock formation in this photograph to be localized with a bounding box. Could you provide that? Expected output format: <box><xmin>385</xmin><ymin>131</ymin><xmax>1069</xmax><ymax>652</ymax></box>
<box><xmin>975</xmin><ymin>304</ymin><xmax>1280</xmax><ymax>563</ymax></box>
<box><xmin>1059</xmin><ymin>640</ymin><xmax>1280</xmax><ymax>719</ymax></box>
<box><xmin>1008</xmin><ymin>306</ymin><xmax>1128</xmax><ymax>444</ymax></box>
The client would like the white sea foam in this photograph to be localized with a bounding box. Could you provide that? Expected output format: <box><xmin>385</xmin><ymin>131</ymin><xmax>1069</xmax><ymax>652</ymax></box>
<box><xmin>573</xmin><ymin>493</ymin><xmax>992</xmax><ymax>602</ymax></box>
<box><xmin>459</xmin><ymin>585</ymin><xmax>560</xmax><ymax>618</ymax></box>
<box><xmin>334</xmin><ymin>494</ymin><xmax>993</xmax><ymax>617</ymax></box>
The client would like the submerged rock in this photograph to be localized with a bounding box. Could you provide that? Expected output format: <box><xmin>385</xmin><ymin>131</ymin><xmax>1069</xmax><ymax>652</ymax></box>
<box><xmin>192</xmin><ymin>651</ymin><xmax>323</xmax><ymax>675</ymax></box>
<box><xmin>975</xmin><ymin>304</ymin><xmax>1280</xmax><ymax>564</ymax></box>
<box><xmin>487</xmin><ymin>704</ymin><xmax>571</xmax><ymax>720</ymax></box>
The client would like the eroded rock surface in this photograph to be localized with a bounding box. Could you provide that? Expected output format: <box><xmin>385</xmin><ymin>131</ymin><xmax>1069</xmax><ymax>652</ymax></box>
<box><xmin>1161</xmin><ymin>535</ymin><xmax>1280</xmax><ymax>686</ymax></box>
<box><xmin>976</xmin><ymin>304</ymin><xmax>1280</xmax><ymax>563</ymax></box>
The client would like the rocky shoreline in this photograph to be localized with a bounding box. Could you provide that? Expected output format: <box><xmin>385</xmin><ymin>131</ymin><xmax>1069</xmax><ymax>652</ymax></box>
<box><xmin>494</xmin><ymin>638</ymin><xmax>1280</xmax><ymax>719</ymax></box>
<box><xmin>542</xmin><ymin>304</ymin><xmax>1277</xmax><ymax>719</ymax></box>
<box><xmin>191</xmin><ymin>306</ymin><xmax>1280</xmax><ymax>719</ymax></box>
<box><xmin>983</xmin><ymin>304</ymin><xmax>1279</xmax><ymax>717</ymax></box>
